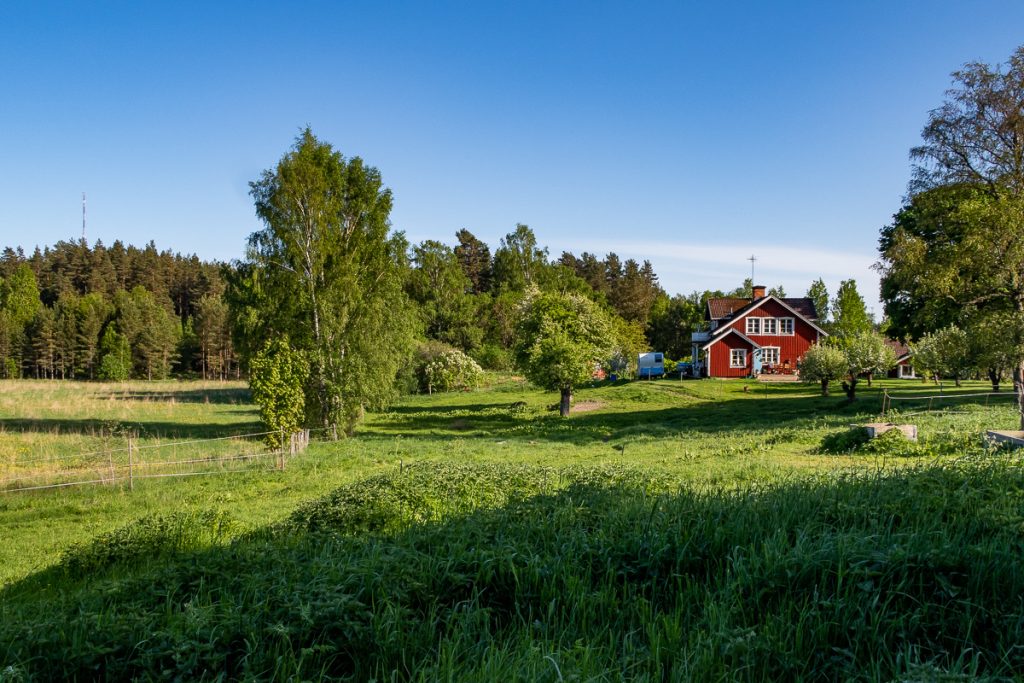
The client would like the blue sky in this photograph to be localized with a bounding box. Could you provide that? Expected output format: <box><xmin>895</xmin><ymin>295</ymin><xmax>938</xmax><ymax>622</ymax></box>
<box><xmin>2</xmin><ymin>1</ymin><xmax>1023</xmax><ymax>311</ymax></box>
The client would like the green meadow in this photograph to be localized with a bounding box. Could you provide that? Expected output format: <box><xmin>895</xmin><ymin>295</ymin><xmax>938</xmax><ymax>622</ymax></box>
<box><xmin>2</xmin><ymin>376</ymin><xmax>1023</xmax><ymax>679</ymax></box>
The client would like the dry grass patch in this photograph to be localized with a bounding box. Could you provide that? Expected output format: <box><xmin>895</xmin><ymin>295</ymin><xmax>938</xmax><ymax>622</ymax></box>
<box><xmin>571</xmin><ymin>400</ymin><xmax>607</xmax><ymax>413</ymax></box>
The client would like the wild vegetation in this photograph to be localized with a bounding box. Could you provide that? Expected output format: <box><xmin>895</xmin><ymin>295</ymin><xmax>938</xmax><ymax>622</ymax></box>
<box><xmin>1</xmin><ymin>376</ymin><xmax>1023</xmax><ymax>680</ymax></box>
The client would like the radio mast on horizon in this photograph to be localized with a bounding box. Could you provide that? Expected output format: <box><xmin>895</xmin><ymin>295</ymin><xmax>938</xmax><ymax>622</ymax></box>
<box><xmin>82</xmin><ymin>192</ymin><xmax>86</xmax><ymax>242</ymax></box>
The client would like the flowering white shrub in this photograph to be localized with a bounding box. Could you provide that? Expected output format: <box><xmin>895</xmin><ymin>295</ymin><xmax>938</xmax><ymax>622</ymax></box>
<box><xmin>423</xmin><ymin>348</ymin><xmax>483</xmax><ymax>393</ymax></box>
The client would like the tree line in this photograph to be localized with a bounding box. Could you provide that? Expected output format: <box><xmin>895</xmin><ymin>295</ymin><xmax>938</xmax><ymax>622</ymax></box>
<box><xmin>0</xmin><ymin>240</ymin><xmax>235</xmax><ymax>380</ymax></box>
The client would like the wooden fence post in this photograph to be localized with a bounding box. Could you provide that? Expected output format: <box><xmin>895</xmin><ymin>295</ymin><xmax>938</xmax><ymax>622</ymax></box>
<box><xmin>127</xmin><ymin>434</ymin><xmax>134</xmax><ymax>491</ymax></box>
<box><xmin>279</xmin><ymin>428</ymin><xmax>286</xmax><ymax>471</ymax></box>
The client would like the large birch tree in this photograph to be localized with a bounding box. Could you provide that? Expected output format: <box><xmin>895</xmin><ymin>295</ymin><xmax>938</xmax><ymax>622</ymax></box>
<box><xmin>237</xmin><ymin>129</ymin><xmax>416</xmax><ymax>435</ymax></box>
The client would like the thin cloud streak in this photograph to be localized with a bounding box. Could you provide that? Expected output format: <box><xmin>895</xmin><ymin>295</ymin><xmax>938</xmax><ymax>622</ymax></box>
<box><xmin>574</xmin><ymin>240</ymin><xmax>878</xmax><ymax>279</ymax></box>
<box><xmin>548</xmin><ymin>238</ymin><xmax>884</xmax><ymax>309</ymax></box>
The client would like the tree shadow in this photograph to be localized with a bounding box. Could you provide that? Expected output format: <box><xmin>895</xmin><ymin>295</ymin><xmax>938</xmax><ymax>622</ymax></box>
<box><xmin>0</xmin><ymin>417</ymin><xmax>262</xmax><ymax>441</ymax></box>
<box><xmin>362</xmin><ymin>391</ymin><xmax>877</xmax><ymax>444</ymax></box>
<box><xmin>102</xmin><ymin>387</ymin><xmax>253</xmax><ymax>405</ymax></box>
<box><xmin>3</xmin><ymin>461</ymin><xmax>1021</xmax><ymax>680</ymax></box>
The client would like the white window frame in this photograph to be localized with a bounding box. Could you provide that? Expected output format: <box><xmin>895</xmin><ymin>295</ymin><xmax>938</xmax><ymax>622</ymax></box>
<box><xmin>730</xmin><ymin>348</ymin><xmax>747</xmax><ymax>368</ymax></box>
<box><xmin>778</xmin><ymin>317</ymin><xmax>795</xmax><ymax>335</ymax></box>
<box><xmin>745</xmin><ymin>317</ymin><xmax>761</xmax><ymax>335</ymax></box>
<box><xmin>762</xmin><ymin>318</ymin><xmax>777</xmax><ymax>335</ymax></box>
<box><xmin>761</xmin><ymin>347</ymin><xmax>780</xmax><ymax>365</ymax></box>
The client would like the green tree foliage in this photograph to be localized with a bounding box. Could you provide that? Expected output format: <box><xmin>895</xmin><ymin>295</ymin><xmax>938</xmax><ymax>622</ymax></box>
<box><xmin>646</xmin><ymin>293</ymin><xmax>703</xmax><ymax>359</ymax></box>
<box><xmin>882</xmin><ymin>44</ymin><xmax>1024</xmax><ymax>425</ymax></box>
<box><xmin>97</xmin><ymin>327</ymin><xmax>132</xmax><ymax>381</ymax></box>
<box><xmin>767</xmin><ymin>285</ymin><xmax>787</xmax><ymax>298</ymax></box>
<box><xmin>0</xmin><ymin>310</ymin><xmax>20</xmax><ymax>378</ymax></box>
<box><xmin>491</xmin><ymin>224</ymin><xmax>548</xmax><ymax>292</ymax></box>
<box><xmin>799</xmin><ymin>342</ymin><xmax>847</xmax><ymax>396</ymax></box>
<box><xmin>878</xmin><ymin>185</ymin><xmax>988</xmax><ymax>340</ymax></box>
<box><xmin>806</xmin><ymin>279</ymin><xmax>829</xmax><ymax>322</ymax></box>
<box><xmin>237</xmin><ymin>129</ymin><xmax>417</xmax><ymax>434</ymax></box>
<box><xmin>195</xmin><ymin>292</ymin><xmax>233</xmax><ymax>380</ymax></box>
<box><xmin>407</xmin><ymin>240</ymin><xmax>481</xmax><ymax>350</ymax></box>
<box><xmin>559</xmin><ymin>252</ymin><xmax>663</xmax><ymax>329</ymax></box>
<box><xmin>114</xmin><ymin>287</ymin><xmax>181</xmax><ymax>380</ymax></box>
<box><xmin>610</xmin><ymin>259</ymin><xmax>662</xmax><ymax>323</ymax></box>
<box><xmin>727</xmin><ymin>278</ymin><xmax>754</xmax><ymax>298</ymax></box>
<box><xmin>249</xmin><ymin>337</ymin><xmax>308</xmax><ymax>449</ymax></box>
<box><xmin>1</xmin><ymin>263</ymin><xmax>43</xmax><ymax>327</ymax></box>
<box><xmin>610</xmin><ymin>317</ymin><xmax>650</xmax><ymax>378</ymax></box>
<box><xmin>28</xmin><ymin>307</ymin><xmax>57</xmax><ymax>379</ymax></box>
<box><xmin>911</xmin><ymin>45</ymin><xmax>1024</xmax><ymax>196</ymax></box>
<box><xmin>909</xmin><ymin>333</ymin><xmax>943</xmax><ymax>384</ymax></box>
<box><xmin>77</xmin><ymin>293</ymin><xmax>111</xmax><ymax>379</ymax></box>
<box><xmin>911</xmin><ymin>326</ymin><xmax>974</xmax><ymax>387</ymax></box>
<box><xmin>830</xmin><ymin>280</ymin><xmax>871</xmax><ymax>341</ymax></box>
<box><xmin>970</xmin><ymin>313</ymin><xmax>1018</xmax><ymax>390</ymax></box>
<box><xmin>841</xmin><ymin>330</ymin><xmax>897</xmax><ymax>400</ymax></box>
<box><xmin>0</xmin><ymin>239</ymin><xmax>230</xmax><ymax>380</ymax></box>
<box><xmin>514</xmin><ymin>289</ymin><xmax>617</xmax><ymax>416</ymax></box>
<box><xmin>453</xmin><ymin>229</ymin><xmax>491</xmax><ymax>294</ymax></box>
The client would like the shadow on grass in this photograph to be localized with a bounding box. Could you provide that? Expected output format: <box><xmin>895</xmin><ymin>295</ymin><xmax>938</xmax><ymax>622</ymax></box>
<box><xmin>102</xmin><ymin>387</ymin><xmax>253</xmax><ymax>405</ymax></box>
<box><xmin>363</xmin><ymin>390</ymin><xmax>882</xmax><ymax>443</ymax></box>
<box><xmin>0</xmin><ymin>417</ymin><xmax>263</xmax><ymax>440</ymax></box>
<box><xmin>3</xmin><ymin>461</ymin><xmax>1023</xmax><ymax>680</ymax></box>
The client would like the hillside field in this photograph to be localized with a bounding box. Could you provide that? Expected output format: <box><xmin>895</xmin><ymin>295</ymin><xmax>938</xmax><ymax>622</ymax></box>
<box><xmin>2</xmin><ymin>376</ymin><xmax>1024</xmax><ymax>679</ymax></box>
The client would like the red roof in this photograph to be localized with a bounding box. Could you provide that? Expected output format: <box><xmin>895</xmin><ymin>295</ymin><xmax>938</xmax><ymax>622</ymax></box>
<box><xmin>706</xmin><ymin>297</ymin><xmax>749</xmax><ymax>319</ymax></box>
<box><xmin>707</xmin><ymin>296</ymin><xmax>818</xmax><ymax>321</ymax></box>
<box><xmin>885</xmin><ymin>339</ymin><xmax>911</xmax><ymax>359</ymax></box>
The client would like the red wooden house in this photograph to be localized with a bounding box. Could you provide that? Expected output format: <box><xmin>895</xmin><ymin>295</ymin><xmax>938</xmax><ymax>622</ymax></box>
<box><xmin>691</xmin><ymin>286</ymin><xmax>826</xmax><ymax>378</ymax></box>
<box><xmin>885</xmin><ymin>340</ymin><xmax>915</xmax><ymax>379</ymax></box>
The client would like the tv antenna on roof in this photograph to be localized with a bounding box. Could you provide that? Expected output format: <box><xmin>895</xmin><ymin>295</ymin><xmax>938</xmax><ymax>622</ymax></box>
<box><xmin>748</xmin><ymin>254</ymin><xmax>756</xmax><ymax>283</ymax></box>
<box><xmin>81</xmin><ymin>192</ymin><xmax>87</xmax><ymax>242</ymax></box>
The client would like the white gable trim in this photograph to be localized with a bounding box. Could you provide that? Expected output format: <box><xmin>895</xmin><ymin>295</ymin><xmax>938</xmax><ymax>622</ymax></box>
<box><xmin>701</xmin><ymin>327</ymin><xmax>762</xmax><ymax>351</ymax></box>
<box><xmin>721</xmin><ymin>295</ymin><xmax>828</xmax><ymax>338</ymax></box>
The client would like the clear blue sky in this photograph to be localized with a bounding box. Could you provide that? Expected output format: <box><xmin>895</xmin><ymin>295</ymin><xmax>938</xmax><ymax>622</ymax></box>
<box><xmin>2</xmin><ymin>1</ymin><xmax>1022</xmax><ymax>311</ymax></box>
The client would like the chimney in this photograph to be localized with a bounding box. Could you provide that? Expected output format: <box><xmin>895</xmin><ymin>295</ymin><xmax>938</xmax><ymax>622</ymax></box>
<box><xmin>752</xmin><ymin>285</ymin><xmax>766</xmax><ymax>300</ymax></box>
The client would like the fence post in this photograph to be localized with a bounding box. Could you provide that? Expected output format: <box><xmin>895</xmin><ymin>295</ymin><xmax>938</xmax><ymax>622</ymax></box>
<box><xmin>127</xmin><ymin>434</ymin><xmax>134</xmax><ymax>491</ymax></box>
<box><xmin>279</xmin><ymin>428</ymin><xmax>286</xmax><ymax>471</ymax></box>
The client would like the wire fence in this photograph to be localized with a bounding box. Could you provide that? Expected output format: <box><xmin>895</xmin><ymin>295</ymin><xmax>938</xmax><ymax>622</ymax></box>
<box><xmin>881</xmin><ymin>388</ymin><xmax>1021</xmax><ymax>418</ymax></box>
<box><xmin>0</xmin><ymin>428</ymin><xmax>320</xmax><ymax>494</ymax></box>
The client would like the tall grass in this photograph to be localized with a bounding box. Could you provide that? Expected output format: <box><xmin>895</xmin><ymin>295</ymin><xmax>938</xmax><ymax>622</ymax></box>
<box><xmin>3</xmin><ymin>459</ymin><xmax>1024</xmax><ymax>680</ymax></box>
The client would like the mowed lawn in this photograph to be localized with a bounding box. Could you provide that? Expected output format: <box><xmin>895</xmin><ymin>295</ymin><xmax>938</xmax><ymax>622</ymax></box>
<box><xmin>0</xmin><ymin>374</ymin><xmax>1018</xmax><ymax>586</ymax></box>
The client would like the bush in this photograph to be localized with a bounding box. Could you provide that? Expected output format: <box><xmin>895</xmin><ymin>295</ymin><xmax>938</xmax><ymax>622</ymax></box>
<box><xmin>248</xmin><ymin>337</ymin><xmax>308</xmax><ymax>449</ymax></box>
<box><xmin>819</xmin><ymin>427</ymin><xmax>872</xmax><ymax>454</ymax></box>
<box><xmin>471</xmin><ymin>343</ymin><xmax>513</xmax><ymax>371</ymax></box>
<box><xmin>413</xmin><ymin>341</ymin><xmax>483</xmax><ymax>393</ymax></box>
<box><xmin>820</xmin><ymin>426</ymin><xmax>925</xmax><ymax>457</ymax></box>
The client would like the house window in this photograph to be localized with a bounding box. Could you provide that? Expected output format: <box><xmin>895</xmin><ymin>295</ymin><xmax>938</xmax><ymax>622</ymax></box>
<box><xmin>762</xmin><ymin>318</ymin><xmax>777</xmax><ymax>334</ymax></box>
<box><xmin>730</xmin><ymin>349</ymin><xmax>747</xmax><ymax>368</ymax></box>
<box><xmin>745</xmin><ymin>317</ymin><xmax>761</xmax><ymax>335</ymax></box>
<box><xmin>761</xmin><ymin>347</ymin><xmax>780</xmax><ymax>365</ymax></box>
<box><xmin>779</xmin><ymin>318</ymin><xmax>794</xmax><ymax>335</ymax></box>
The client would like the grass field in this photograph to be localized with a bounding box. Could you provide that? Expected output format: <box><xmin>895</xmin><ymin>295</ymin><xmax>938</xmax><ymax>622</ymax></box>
<box><xmin>2</xmin><ymin>376</ymin><xmax>1023</xmax><ymax>679</ymax></box>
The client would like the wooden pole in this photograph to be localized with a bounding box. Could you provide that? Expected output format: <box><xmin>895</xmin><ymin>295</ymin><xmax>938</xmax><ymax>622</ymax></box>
<box><xmin>127</xmin><ymin>434</ymin><xmax>134</xmax><ymax>491</ymax></box>
<box><xmin>279</xmin><ymin>428</ymin><xmax>285</xmax><ymax>471</ymax></box>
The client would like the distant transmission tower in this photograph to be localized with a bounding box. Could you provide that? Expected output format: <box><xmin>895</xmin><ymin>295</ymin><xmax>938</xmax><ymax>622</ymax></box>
<box><xmin>82</xmin><ymin>192</ymin><xmax>87</xmax><ymax>242</ymax></box>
